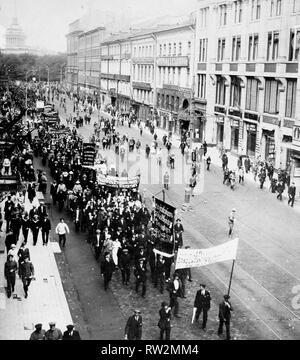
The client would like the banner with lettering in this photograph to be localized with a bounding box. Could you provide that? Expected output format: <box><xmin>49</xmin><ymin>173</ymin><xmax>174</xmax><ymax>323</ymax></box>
<box><xmin>154</xmin><ymin>198</ymin><xmax>176</xmax><ymax>250</ymax></box>
<box><xmin>82</xmin><ymin>143</ymin><xmax>96</xmax><ymax>166</ymax></box>
<box><xmin>175</xmin><ymin>238</ymin><xmax>239</xmax><ymax>270</ymax></box>
<box><xmin>96</xmin><ymin>173</ymin><xmax>140</xmax><ymax>189</ymax></box>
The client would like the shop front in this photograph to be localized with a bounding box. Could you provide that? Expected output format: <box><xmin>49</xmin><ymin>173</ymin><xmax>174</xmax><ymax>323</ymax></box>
<box><xmin>230</xmin><ymin>118</ymin><xmax>240</xmax><ymax>154</ymax></box>
<box><xmin>261</xmin><ymin>129</ymin><xmax>276</xmax><ymax>163</ymax></box>
<box><xmin>193</xmin><ymin>106</ymin><xmax>206</xmax><ymax>143</ymax></box>
<box><xmin>245</xmin><ymin>122</ymin><xmax>257</xmax><ymax>157</ymax></box>
<box><xmin>216</xmin><ymin>116</ymin><xmax>224</xmax><ymax>146</ymax></box>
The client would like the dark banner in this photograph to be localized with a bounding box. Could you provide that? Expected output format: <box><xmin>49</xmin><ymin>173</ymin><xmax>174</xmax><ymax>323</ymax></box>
<box><xmin>154</xmin><ymin>198</ymin><xmax>176</xmax><ymax>252</ymax></box>
<box><xmin>82</xmin><ymin>143</ymin><xmax>96</xmax><ymax>166</ymax></box>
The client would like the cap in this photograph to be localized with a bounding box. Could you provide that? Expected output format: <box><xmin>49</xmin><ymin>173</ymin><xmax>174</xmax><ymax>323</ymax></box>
<box><xmin>134</xmin><ymin>310</ymin><xmax>141</xmax><ymax>314</ymax></box>
<box><xmin>161</xmin><ymin>301</ymin><xmax>168</xmax><ymax>307</ymax></box>
<box><xmin>200</xmin><ymin>284</ymin><xmax>206</xmax><ymax>288</ymax></box>
<box><xmin>224</xmin><ymin>295</ymin><xmax>230</xmax><ymax>300</ymax></box>
<box><xmin>66</xmin><ymin>324</ymin><xmax>74</xmax><ymax>330</ymax></box>
<box><xmin>49</xmin><ymin>322</ymin><xmax>56</xmax><ymax>326</ymax></box>
<box><xmin>35</xmin><ymin>323</ymin><xmax>43</xmax><ymax>329</ymax></box>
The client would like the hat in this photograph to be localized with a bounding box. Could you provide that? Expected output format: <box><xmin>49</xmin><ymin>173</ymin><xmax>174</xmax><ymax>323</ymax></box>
<box><xmin>35</xmin><ymin>323</ymin><xmax>43</xmax><ymax>329</ymax></box>
<box><xmin>176</xmin><ymin>219</ymin><xmax>181</xmax><ymax>222</ymax></box>
<box><xmin>66</xmin><ymin>324</ymin><xmax>74</xmax><ymax>330</ymax></box>
<box><xmin>232</xmin><ymin>209</ymin><xmax>236</xmax><ymax>212</ymax></box>
<box><xmin>49</xmin><ymin>322</ymin><xmax>56</xmax><ymax>326</ymax></box>
<box><xmin>224</xmin><ymin>295</ymin><xmax>230</xmax><ymax>300</ymax></box>
<box><xmin>134</xmin><ymin>310</ymin><xmax>141</xmax><ymax>314</ymax></box>
<box><xmin>200</xmin><ymin>284</ymin><xmax>206</xmax><ymax>288</ymax></box>
<box><xmin>161</xmin><ymin>301</ymin><xmax>168</xmax><ymax>307</ymax></box>
<box><xmin>122</xmin><ymin>248</ymin><xmax>129</xmax><ymax>252</ymax></box>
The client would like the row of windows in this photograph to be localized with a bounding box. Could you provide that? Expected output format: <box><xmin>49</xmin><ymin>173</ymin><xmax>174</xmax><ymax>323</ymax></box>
<box><xmin>214</xmin><ymin>76</ymin><xmax>296</xmax><ymax>118</ymax></box>
<box><xmin>199</xmin><ymin>0</ymin><xmax>300</xmax><ymax>28</ymax></box>
<box><xmin>133</xmin><ymin>65</ymin><xmax>154</xmax><ymax>82</ymax></box>
<box><xmin>214</xmin><ymin>28</ymin><xmax>299</xmax><ymax>62</ymax></box>
<box><xmin>158</xmin><ymin>67</ymin><xmax>190</xmax><ymax>88</ymax></box>
<box><xmin>157</xmin><ymin>93</ymin><xmax>180</xmax><ymax>111</ymax></box>
<box><xmin>133</xmin><ymin>45</ymin><xmax>154</xmax><ymax>58</ymax></box>
<box><xmin>158</xmin><ymin>41</ymin><xmax>191</xmax><ymax>57</ymax></box>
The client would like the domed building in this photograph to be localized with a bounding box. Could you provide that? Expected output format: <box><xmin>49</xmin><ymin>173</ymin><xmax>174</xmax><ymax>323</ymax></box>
<box><xmin>2</xmin><ymin>17</ymin><xmax>29</xmax><ymax>54</ymax></box>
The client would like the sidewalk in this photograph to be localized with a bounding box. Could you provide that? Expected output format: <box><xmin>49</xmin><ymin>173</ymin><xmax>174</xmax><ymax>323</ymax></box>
<box><xmin>0</xmin><ymin>196</ymin><xmax>73</xmax><ymax>340</ymax></box>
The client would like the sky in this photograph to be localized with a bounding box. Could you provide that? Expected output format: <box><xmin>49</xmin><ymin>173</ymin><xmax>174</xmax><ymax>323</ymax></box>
<box><xmin>0</xmin><ymin>0</ymin><xmax>197</xmax><ymax>53</ymax></box>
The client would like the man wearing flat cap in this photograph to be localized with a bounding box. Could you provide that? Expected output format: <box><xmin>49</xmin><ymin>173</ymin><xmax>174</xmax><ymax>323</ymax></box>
<box><xmin>218</xmin><ymin>295</ymin><xmax>233</xmax><ymax>340</ymax></box>
<box><xmin>29</xmin><ymin>324</ymin><xmax>45</xmax><ymax>340</ymax></box>
<box><xmin>124</xmin><ymin>310</ymin><xmax>143</xmax><ymax>340</ymax></box>
<box><xmin>62</xmin><ymin>324</ymin><xmax>81</xmax><ymax>340</ymax></box>
<box><xmin>119</xmin><ymin>248</ymin><xmax>131</xmax><ymax>285</ymax></box>
<box><xmin>45</xmin><ymin>322</ymin><xmax>63</xmax><ymax>340</ymax></box>
<box><xmin>192</xmin><ymin>284</ymin><xmax>211</xmax><ymax>330</ymax></box>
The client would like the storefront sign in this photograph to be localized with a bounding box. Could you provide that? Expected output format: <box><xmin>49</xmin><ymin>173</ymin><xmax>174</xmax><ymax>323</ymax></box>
<box><xmin>96</xmin><ymin>173</ymin><xmax>140</xmax><ymax>189</ymax></box>
<box><xmin>157</xmin><ymin>56</ymin><xmax>189</xmax><ymax>67</ymax></box>
<box><xmin>82</xmin><ymin>143</ymin><xmax>96</xmax><ymax>166</ymax></box>
<box><xmin>262</xmin><ymin>115</ymin><xmax>281</xmax><ymax>127</ymax></box>
<box><xmin>246</xmin><ymin>123</ymin><xmax>257</xmax><ymax>132</ymax></box>
<box><xmin>154</xmin><ymin>198</ymin><xmax>176</xmax><ymax>245</ymax></box>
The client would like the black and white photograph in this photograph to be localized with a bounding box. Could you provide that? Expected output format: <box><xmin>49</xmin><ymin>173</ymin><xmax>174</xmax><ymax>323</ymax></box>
<box><xmin>0</xmin><ymin>0</ymin><xmax>300</xmax><ymax>344</ymax></box>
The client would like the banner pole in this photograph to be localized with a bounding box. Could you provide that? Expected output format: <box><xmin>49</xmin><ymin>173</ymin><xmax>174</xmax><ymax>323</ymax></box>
<box><xmin>227</xmin><ymin>259</ymin><xmax>236</xmax><ymax>296</ymax></box>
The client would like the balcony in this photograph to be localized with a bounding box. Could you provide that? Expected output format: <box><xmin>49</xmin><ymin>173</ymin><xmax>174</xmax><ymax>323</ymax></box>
<box><xmin>132</xmin><ymin>82</ymin><xmax>152</xmax><ymax>91</ymax></box>
<box><xmin>100</xmin><ymin>55</ymin><xmax>113</xmax><ymax>60</ymax></box>
<box><xmin>157</xmin><ymin>56</ymin><xmax>189</xmax><ymax>67</ymax></box>
<box><xmin>132</xmin><ymin>57</ymin><xmax>154</xmax><ymax>64</ymax></box>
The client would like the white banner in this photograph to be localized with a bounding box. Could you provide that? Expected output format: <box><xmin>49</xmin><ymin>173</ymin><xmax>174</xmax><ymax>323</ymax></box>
<box><xmin>153</xmin><ymin>248</ymin><xmax>175</xmax><ymax>259</ymax></box>
<box><xmin>175</xmin><ymin>238</ymin><xmax>239</xmax><ymax>270</ymax></box>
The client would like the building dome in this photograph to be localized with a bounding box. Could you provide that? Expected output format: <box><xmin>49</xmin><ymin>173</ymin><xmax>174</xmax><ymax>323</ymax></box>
<box><xmin>5</xmin><ymin>17</ymin><xmax>26</xmax><ymax>50</ymax></box>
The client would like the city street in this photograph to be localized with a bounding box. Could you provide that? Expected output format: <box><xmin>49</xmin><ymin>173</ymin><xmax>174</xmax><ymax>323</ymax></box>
<box><xmin>50</xmin><ymin>97</ymin><xmax>300</xmax><ymax>340</ymax></box>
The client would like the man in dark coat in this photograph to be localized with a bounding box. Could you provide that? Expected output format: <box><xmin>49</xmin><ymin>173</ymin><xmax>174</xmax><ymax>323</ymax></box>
<box><xmin>4</xmin><ymin>196</ymin><xmax>14</xmax><ymax>233</ymax></box>
<box><xmin>29</xmin><ymin>323</ymin><xmax>46</xmax><ymax>340</ymax></box>
<box><xmin>124</xmin><ymin>310</ymin><xmax>143</xmax><ymax>340</ymax></box>
<box><xmin>154</xmin><ymin>255</ymin><xmax>166</xmax><ymax>294</ymax></box>
<box><xmin>100</xmin><ymin>252</ymin><xmax>114</xmax><ymax>291</ymax></box>
<box><xmin>288</xmin><ymin>182</ymin><xmax>296</xmax><ymax>207</ymax></box>
<box><xmin>41</xmin><ymin>214</ymin><xmax>51</xmax><ymax>245</ymax></box>
<box><xmin>134</xmin><ymin>258</ymin><xmax>147</xmax><ymax>297</ymax></box>
<box><xmin>4</xmin><ymin>254</ymin><xmax>18</xmax><ymax>298</ymax></box>
<box><xmin>5</xmin><ymin>231</ymin><xmax>16</xmax><ymax>254</ymax></box>
<box><xmin>218</xmin><ymin>295</ymin><xmax>233</xmax><ymax>340</ymax></box>
<box><xmin>158</xmin><ymin>302</ymin><xmax>172</xmax><ymax>340</ymax></box>
<box><xmin>19</xmin><ymin>256</ymin><xmax>35</xmax><ymax>298</ymax></box>
<box><xmin>192</xmin><ymin>284</ymin><xmax>212</xmax><ymax>330</ymax></box>
<box><xmin>62</xmin><ymin>324</ymin><xmax>81</xmax><ymax>340</ymax></box>
<box><xmin>119</xmin><ymin>248</ymin><xmax>131</xmax><ymax>285</ymax></box>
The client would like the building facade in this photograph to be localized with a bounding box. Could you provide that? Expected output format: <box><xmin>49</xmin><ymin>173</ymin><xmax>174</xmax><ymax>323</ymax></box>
<box><xmin>2</xmin><ymin>17</ymin><xmax>28</xmax><ymax>55</ymax></box>
<box><xmin>195</xmin><ymin>0</ymin><xmax>300</xmax><ymax>172</ymax></box>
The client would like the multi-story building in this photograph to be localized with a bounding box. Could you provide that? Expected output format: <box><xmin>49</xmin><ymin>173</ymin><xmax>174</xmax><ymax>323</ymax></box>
<box><xmin>2</xmin><ymin>17</ymin><xmax>29</xmax><ymax>55</ymax></box>
<box><xmin>131</xmin><ymin>31</ymin><xmax>156</xmax><ymax>121</ymax></box>
<box><xmin>155</xmin><ymin>22</ymin><xmax>196</xmax><ymax>136</ymax></box>
<box><xmin>66</xmin><ymin>19</ymin><xmax>83</xmax><ymax>92</ymax></box>
<box><xmin>100</xmin><ymin>33</ymin><xmax>131</xmax><ymax>112</ymax></box>
<box><xmin>78</xmin><ymin>27</ymin><xmax>105</xmax><ymax>98</ymax></box>
<box><xmin>195</xmin><ymin>0</ymin><xmax>300</xmax><ymax>175</ymax></box>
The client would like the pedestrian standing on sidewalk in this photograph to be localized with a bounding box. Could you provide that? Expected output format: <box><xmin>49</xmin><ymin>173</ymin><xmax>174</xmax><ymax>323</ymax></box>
<box><xmin>158</xmin><ymin>302</ymin><xmax>172</xmax><ymax>340</ymax></box>
<box><xmin>218</xmin><ymin>295</ymin><xmax>233</xmax><ymax>340</ymax></box>
<box><xmin>288</xmin><ymin>182</ymin><xmax>296</xmax><ymax>207</ymax></box>
<box><xmin>41</xmin><ymin>214</ymin><xmax>51</xmax><ymax>245</ymax></box>
<box><xmin>30</xmin><ymin>215</ymin><xmax>41</xmax><ymax>246</ymax></box>
<box><xmin>55</xmin><ymin>218</ymin><xmax>70</xmax><ymax>248</ymax></box>
<box><xmin>206</xmin><ymin>156</ymin><xmax>211</xmax><ymax>171</ymax></box>
<box><xmin>45</xmin><ymin>322</ymin><xmax>63</xmax><ymax>340</ymax></box>
<box><xmin>4</xmin><ymin>254</ymin><xmax>18</xmax><ymax>298</ymax></box>
<box><xmin>228</xmin><ymin>209</ymin><xmax>236</xmax><ymax>238</ymax></box>
<box><xmin>19</xmin><ymin>256</ymin><xmax>35</xmax><ymax>298</ymax></box>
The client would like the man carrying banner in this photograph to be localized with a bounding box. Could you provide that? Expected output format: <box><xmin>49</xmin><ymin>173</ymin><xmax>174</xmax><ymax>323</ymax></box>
<box><xmin>192</xmin><ymin>284</ymin><xmax>211</xmax><ymax>330</ymax></box>
<box><xmin>218</xmin><ymin>294</ymin><xmax>233</xmax><ymax>340</ymax></box>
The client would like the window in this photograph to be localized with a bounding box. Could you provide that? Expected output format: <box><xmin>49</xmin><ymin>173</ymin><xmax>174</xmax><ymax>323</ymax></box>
<box><xmin>264</xmin><ymin>79</ymin><xmax>280</xmax><ymax>114</ymax></box>
<box><xmin>246</xmin><ymin>78</ymin><xmax>259</xmax><ymax>111</ymax></box>
<box><xmin>219</xmin><ymin>4</ymin><xmax>227</xmax><ymax>26</ymax></box>
<box><xmin>186</xmin><ymin>68</ymin><xmax>190</xmax><ymax>87</ymax></box>
<box><xmin>286</xmin><ymin>79</ymin><xmax>297</xmax><ymax>118</ymax></box>
<box><xmin>163</xmin><ymin>44</ymin><xmax>167</xmax><ymax>56</ymax></box>
<box><xmin>169</xmin><ymin>43</ymin><xmax>172</xmax><ymax>56</ymax></box>
<box><xmin>173</xmin><ymin>43</ymin><xmax>177</xmax><ymax>56</ymax></box>
<box><xmin>248</xmin><ymin>34</ymin><xmax>259</xmax><ymax>60</ymax></box>
<box><xmin>270</xmin><ymin>0</ymin><xmax>275</xmax><ymax>16</ymax></box>
<box><xmin>217</xmin><ymin>38</ymin><xmax>226</xmax><ymax>61</ymax></box>
<box><xmin>197</xmin><ymin>74</ymin><xmax>206</xmax><ymax>98</ymax></box>
<box><xmin>187</xmin><ymin>41</ymin><xmax>191</xmax><ymax>55</ymax></box>
<box><xmin>216</xmin><ymin>76</ymin><xmax>226</xmax><ymax>105</ymax></box>
<box><xmin>159</xmin><ymin>68</ymin><xmax>161</xmax><ymax>84</ymax></box>
<box><xmin>200</xmin><ymin>7</ymin><xmax>208</xmax><ymax>28</ymax></box>
<box><xmin>199</xmin><ymin>38</ymin><xmax>208</xmax><ymax>62</ymax></box>
<box><xmin>134</xmin><ymin>47</ymin><xmax>137</xmax><ymax>56</ymax></box>
<box><xmin>172</xmin><ymin>68</ymin><xmax>176</xmax><ymax>84</ymax></box>
<box><xmin>234</xmin><ymin>0</ymin><xmax>242</xmax><ymax>23</ymax></box>
<box><xmin>232</xmin><ymin>36</ymin><xmax>241</xmax><ymax>61</ymax></box>
<box><xmin>178</xmin><ymin>43</ymin><xmax>182</xmax><ymax>55</ymax></box>
<box><xmin>293</xmin><ymin>0</ymin><xmax>300</xmax><ymax>12</ymax></box>
<box><xmin>251</xmin><ymin>0</ymin><xmax>261</xmax><ymax>20</ymax></box>
<box><xmin>267</xmin><ymin>31</ymin><xmax>279</xmax><ymax>60</ymax></box>
<box><xmin>289</xmin><ymin>29</ymin><xmax>300</xmax><ymax>61</ymax></box>
<box><xmin>159</xmin><ymin>44</ymin><xmax>162</xmax><ymax>56</ymax></box>
<box><xmin>178</xmin><ymin>68</ymin><xmax>181</xmax><ymax>86</ymax></box>
<box><xmin>276</xmin><ymin>0</ymin><xmax>281</xmax><ymax>15</ymax></box>
<box><xmin>230</xmin><ymin>77</ymin><xmax>242</xmax><ymax>107</ymax></box>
